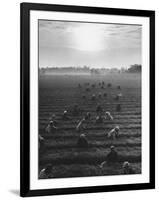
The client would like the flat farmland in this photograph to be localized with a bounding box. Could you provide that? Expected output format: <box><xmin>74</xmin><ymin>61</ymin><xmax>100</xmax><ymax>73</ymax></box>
<box><xmin>39</xmin><ymin>73</ymin><xmax>141</xmax><ymax>178</ymax></box>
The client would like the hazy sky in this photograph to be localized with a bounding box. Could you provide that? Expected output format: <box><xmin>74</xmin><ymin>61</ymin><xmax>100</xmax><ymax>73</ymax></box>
<box><xmin>39</xmin><ymin>20</ymin><xmax>142</xmax><ymax>69</ymax></box>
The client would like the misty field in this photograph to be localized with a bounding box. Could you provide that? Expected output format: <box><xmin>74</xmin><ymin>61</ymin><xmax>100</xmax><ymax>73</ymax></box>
<box><xmin>39</xmin><ymin>73</ymin><xmax>141</xmax><ymax>178</ymax></box>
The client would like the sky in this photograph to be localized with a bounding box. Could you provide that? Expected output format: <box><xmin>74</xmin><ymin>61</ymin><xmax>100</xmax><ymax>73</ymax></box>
<box><xmin>39</xmin><ymin>20</ymin><xmax>142</xmax><ymax>69</ymax></box>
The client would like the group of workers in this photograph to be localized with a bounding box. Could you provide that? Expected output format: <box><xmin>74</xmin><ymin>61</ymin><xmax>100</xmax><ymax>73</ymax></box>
<box><xmin>39</xmin><ymin>81</ymin><xmax>136</xmax><ymax>178</ymax></box>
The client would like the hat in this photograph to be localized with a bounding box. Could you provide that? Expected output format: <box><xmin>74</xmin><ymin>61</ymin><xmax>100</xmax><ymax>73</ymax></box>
<box><xmin>80</xmin><ymin>134</ymin><xmax>86</xmax><ymax>138</ymax></box>
<box><xmin>118</xmin><ymin>93</ymin><xmax>122</xmax><ymax>97</ymax></box>
<box><xmin>110</xmin><ymin>145</ymin><xmax>115</xmax><ymax>150</ymax></box>
<box><xmin>105</xmin><ymin>111</ymin><xmax>110</xmax><ymax>115</ymax></box>
<box><xmin>123</xmin><ymin>161</ymin><xmax>130</xmax><ymax>168</ymax></box>
<box><xmin>115</xmin><ymin>126</ymin><xmax>120</xmax><ymax>131</ymax></box>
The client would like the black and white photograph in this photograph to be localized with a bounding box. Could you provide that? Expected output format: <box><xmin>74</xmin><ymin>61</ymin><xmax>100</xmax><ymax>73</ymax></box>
<box><xmin>20</xmin><ymin>3</ymin><xmax>155</xmax><ymax>197</ymax></box>
<box><xmin>38</xmin><ymin>20</ymin><xmax>142</xmax><ymax>179</ymax></box>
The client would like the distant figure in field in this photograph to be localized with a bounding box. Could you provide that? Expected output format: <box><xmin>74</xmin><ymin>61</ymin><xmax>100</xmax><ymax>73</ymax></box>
<box><xmin>122</xmin><ymin>161</ymin><xmax>135</xmax><ymax>174</ymax></box>
<box><xmin>62</xmin><ymin>110</ymin><xmax>69</xmax><ymax>120</ymax></box>
<box><xmin>103</xmin><ymin>92</ymin><xmax>107</xmax><ymax>97</ymax></box>
<box><xmin>76</xmin><ymin>118</ymin><xmax>86</xmax><ymax>132</ymax></box>
<box><xmin>96</xmin><ymin>104</ymin><xmax>103</xmax><ymax>113</ymax></box>
<box><xmin>85</xmin><ymin>82</ymin><xmax>90</xmax><ymax>86</ymax></box>
<box><xmin>49</xmin><ymin>114</ymin><xmax>58</xmax><ymax>127</ymax></box>
<box><xmin>39</xmin><ymin>164</ymin><xmax>53</xmax><ymax>179</ymax></box>
<box><xmin>39</xmin><ymin>135</ymin><xmax>45</xmax><ymax>149</ymax></box>
<box><xmin>107</xmin><ymin>126</ymin><xmax>120</xmax><ymax>139</ymax></box>
<box><xmin>50</xmin><ymin>113</ymin><xmax>57</xmax><ymax>122</ymax></box>
<box><xmin>86</xmin><ymin>87</ymin><xmax>90</xmax><ymax>92</ymax></box>
<box><xmin>45</xmin><ymin>121</ymin><xmax>58</xmax><ymax>134</ymax></box>
<box><xmin>77</xmin><ymin>134</ymin><xmax>88</xmax><ymax>148</ymax></box>
<box><xmin>72</xmin><ymin>104</ymin><xmax>81</xmax><ymax>116</ymax></box>
<box><xmin>102</xmin><ymin>81</ymin><xmax>105</xmax><ymax>85</ymax></box>
<box><xmin>95</xmin><ymin>115</ymin><xmax>104</xmax><ymax>123</ymax></box>
<box><xmin>84</xmin><ymin>112</ymin><xmax>91</xmax><ymax>120</ymax></box>
<box><xmin>114</xmin><ymin>95</ymin><xmax>119</xmax><ymax>101</ymax></box>
<box><xmin>92</xmin><ymin>84</ymin><xmax>96</xmax><ymax>88</ymax></box>
<box><xmin>117</xmin><ymin>85</ymin><xmax>121</xmax><ymax>90</ymax></box>
<box><xmin>78</xmin><ymin>83</ymin><xmax>81</xmax><ymax>88</ymax></box>
<box><xmin>82</xmin><ymin>94</ymin><xmax>86</xmax><ymax>99</ymax></box>
<box><xmin>107</xmin><ymin>83</ymin><xmax>112</xmax><ymax>88</ymax></box>
<box><xmin>101</xmin><ymin>85</ymin><xmax>104</xmax><ymax>89</ymax></box>
<box><xmin>91</xmin><ymin>94</ymin><xmax>96</xmax><ymax>100</ymax></box>
<box><xmin>115</xmin><ymin>93</ymin><xmax>122</xmax><ymax>101</ymax></box>
<box><xmin>116</xmin><ymin>104</ymin><xmax>121</xmax><ymax>111</ymax></box>
<box><xmin>98</xmin><ymin>92</ymin><xmax>102</xmax><ymax>98</ymax></box>
<box><xmin>106</xmin><ymin>146</ymin><xmax>119</xmax><ymax>163</ymax></box>
<box><xmin>99</xmin><ymin>146</ymin><xmax>119</xmax><ymax>168</ymax></box>
<box><xmin>105</xmin><ymin>111</ymin><xmax>113</xmax><ymax>121</ymax></box>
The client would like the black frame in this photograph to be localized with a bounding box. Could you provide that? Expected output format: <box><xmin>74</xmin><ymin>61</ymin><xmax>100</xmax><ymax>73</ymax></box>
<box><xmin>20</xmin><ymin>2</ymin><xmax>155</xmax><ymax>197</ymax></box>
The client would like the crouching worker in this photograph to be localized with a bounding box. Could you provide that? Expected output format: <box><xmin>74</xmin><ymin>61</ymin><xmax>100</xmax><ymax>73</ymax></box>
<box><xmin>114</xmin><ymin>93</ymin><xmax>122</xmax><ymax>101</ymax></box>
<box><xmin>39</xmin><ymin>164</ymin><xmax>53</xmax><ymax>179</ymax></box>
<box><xmin>98</xmin><ymin>92</ymin><xmax>102</xmax><ymax>98</ymax></box>
<box><xmin>77</xmin><ymin>134</ymin><xmax>88</xmax><ymax>148</ymax></box>
<box><xmin>122</xmin><ymin>161</ymin><xmax>135</xmax><ymax>174</ymax></box>
<box><xmin>105</xmin><ymin>111</ymin><xmax>113</xmax><ymax>121</ymax></box>
<box><xmin>99</xmin><ymin>146</ymin><xmax>119</xmax><ymax>168</ymax></box>
<box><xmin>45</xmin><ymin>120</ymin><xmax>58</xmax><ymax>134</ymax></box>
<box><xmin>49</xmin><ymin>114</ymin><xmax>58</xmax><ymax>125</ymax></box>
<box><xmin>91</xmin><ymin>94</ymin><xmax>96</xmax><ymax>101</ymax></box>
<box><xmin>62</xmin><ymin>110</ymin><xmax>69</xmax><ymax>120</ymax></box>
<box><xmin>106</xmin><ymin>146</ymin><xmax>119</xmax><ymax>163</ymax></box>
<box><xmin>107</xmin><ymin>126</ymin><xmax>120</xmax><ymax>139</ymax></box>
<box><xmin>96</xmin><ymin>115</ymin><xmax>104</xmax><ymax>123</ymax></box>
<box><xmin>84</xmin><ymin>112</ymin><xmax>91</xmax><ymax>120</ymax></box>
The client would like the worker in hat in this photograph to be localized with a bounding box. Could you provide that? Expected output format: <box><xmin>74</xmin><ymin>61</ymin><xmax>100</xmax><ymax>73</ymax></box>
<box><xmin>77</xmin><ymin>134</ymin><xmax>89</xmax><ymax>148</ymax></box>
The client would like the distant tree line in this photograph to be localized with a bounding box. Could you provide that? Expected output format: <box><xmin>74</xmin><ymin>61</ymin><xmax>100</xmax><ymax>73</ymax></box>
<box><xmin>40</xmin><ymin>66</ymin><xmax>90</xmax><ymax>74</ymax></box>
<box><xmin>127</xmin><ymin>64</ymin><xmax>141</xmax><ymax>73</ymax></box>
<box><xmin>39</xmin><ymin>64</ymin><xmax>142</xmax><ymax>75</ymax></box>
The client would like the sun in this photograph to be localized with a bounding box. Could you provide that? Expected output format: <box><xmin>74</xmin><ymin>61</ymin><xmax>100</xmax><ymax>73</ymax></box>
<box><xmin>73</xmin><ymin>26</ymin><xmax>104</xmax><ymax>52</ymax></box>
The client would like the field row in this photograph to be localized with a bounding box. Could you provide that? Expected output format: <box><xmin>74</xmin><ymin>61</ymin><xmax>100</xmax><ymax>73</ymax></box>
<box><xmin>41</xmin><ymin>137</ymin><xmax>141</xmax><ymax>151</ymax></box>
<box><xmin>39</xmin><ymin>109</ymin><xmax>141</xmax><ymax>116</ymax></box>
<box><xmin>39</xmin><ymin>106</ymin><xmax>141</xmax><ymax>112</ymax></box>
<box><xmin>41</xmin><ymin>130</ymin><xmax>141</xmax><ymax>139</ymax></box>
<box><xmin>39</xmin><ymin>119</ymin><xmax>141</xmax><ymax>125</ymax></box>
<box><xmin>39</xmin><ymin>101</ymin><xmax>141</xmax><ymax>106</ymax></box>
<box><xmin>39</xmin><ymin>146</ymin><xmax>141</xmax><ymax>166</ymax></box>
<box><xmin>39</xmin><ymin>162</ymin><xmax>141</xmax><ymax>178</ymax></box>
<box><xmin>39</xmin><ymin>88</ymin><xmax>141</xmax><ymax>94</ymax></box>
<box><xmin>39</xmin><ymin>115</ymin><xmax>141</xmax><ymax>122</ymax></box>
<box><xmin>39</xmin><ymin>98</ymin><xmax>141</xmax><ymax>104</ymax></box>
<box><xmin>39</xmin><ymin>111</ymin><xmax>141</xmax><ymax>117</ymax></box>
<box><xmin>39</xmin><ymin>124</ymin><xmax>141</xmax><ymax>132</ymax></box>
